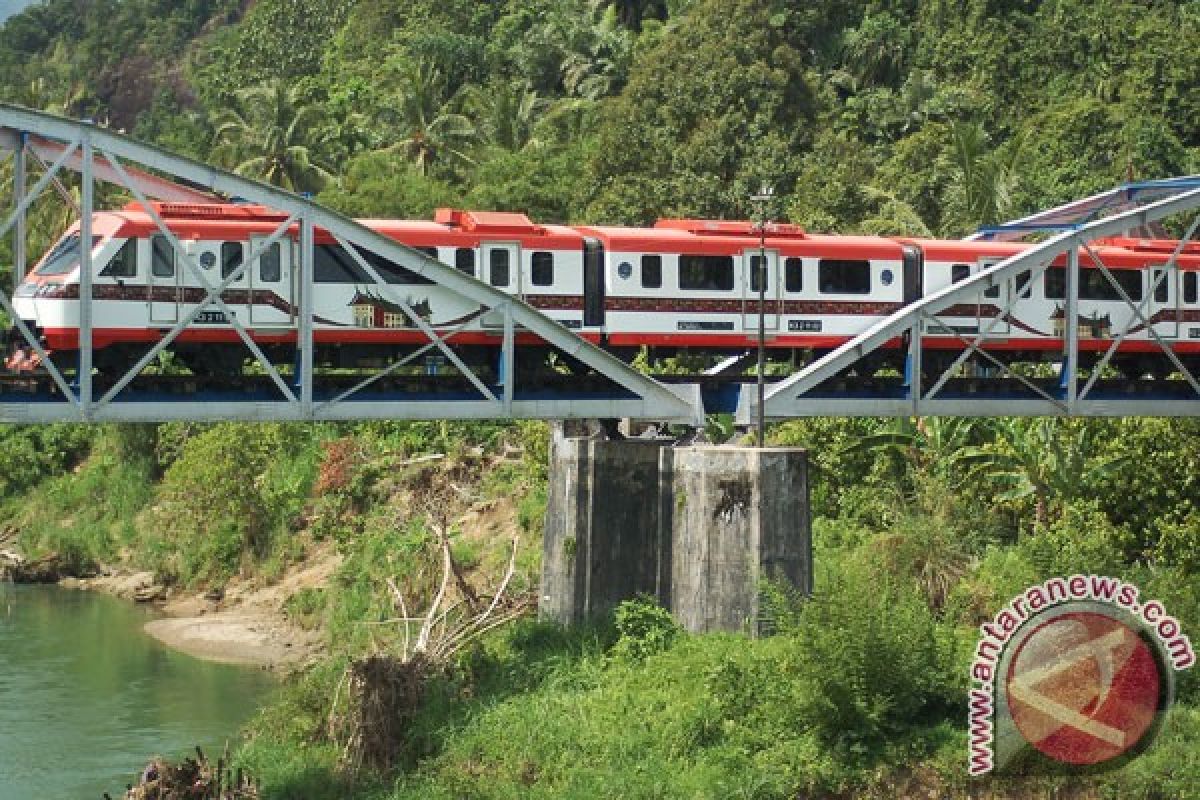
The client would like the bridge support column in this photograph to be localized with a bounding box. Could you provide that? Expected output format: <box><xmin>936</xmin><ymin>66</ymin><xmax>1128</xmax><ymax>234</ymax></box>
<box><xmin>667</xmin><ymin>447</ymin><xmax>811</xmax><ymax>634</ymax></box>
<box><xmin>540</xmin><ymin>427</ymin><xmax>671</xmax><ymax>624</ymax></box>
<box><xmin>540</xmin><ymin>430</ymin><xmax>811</xmax><ymax>634</ymax></box>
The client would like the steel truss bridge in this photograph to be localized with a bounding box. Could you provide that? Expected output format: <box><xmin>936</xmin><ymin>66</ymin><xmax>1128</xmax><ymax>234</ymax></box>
<box><xmin>2</xmin><ymin>104</ymin><xmax>1200</xmax><ymax>426</ymax></box>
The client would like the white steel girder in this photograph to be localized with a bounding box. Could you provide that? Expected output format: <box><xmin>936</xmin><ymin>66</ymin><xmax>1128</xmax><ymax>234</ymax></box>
<box><xmin>740</xmin><ymin>185</ymin><xmax>1200</xmax><ymax>421</ymax></box>
<box><xmin>0</xmin><ymin>103</ymin><xmax>703</xmax><ymax>425</ymax></box>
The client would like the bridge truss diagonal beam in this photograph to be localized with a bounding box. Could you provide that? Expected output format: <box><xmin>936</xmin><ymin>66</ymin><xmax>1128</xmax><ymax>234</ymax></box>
<box><xmin>747</xmin><ymin>185</ymin><xmax>1200</xmax><ymax>420</ymax></box>
<box><xmin>0</xmin><ymin>103</ymin><xmax>703</xmax><ymax>425</ymax></box>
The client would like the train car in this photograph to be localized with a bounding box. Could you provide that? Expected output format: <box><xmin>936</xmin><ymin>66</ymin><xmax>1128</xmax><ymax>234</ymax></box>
<box><xmin>7</xmin><ymin>202</ymin><xmax>1200</xmax><ymax>380</ymax></box>
<box><xmin>916</xmin><ymin>235</ymin><xmax>1200</xmax><ymax>377</ymax></box>
<box><xmin>9</xmin><ymin>204</ymin><xmax>589</xmax><ymax>374</ymax></box>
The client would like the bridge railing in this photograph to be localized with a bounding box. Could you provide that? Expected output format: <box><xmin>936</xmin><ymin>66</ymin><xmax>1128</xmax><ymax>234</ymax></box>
<box><xmin>739</xmin><ymin>184</ymin><xmax>1200</xmax><ymax>420</ymax></box>
<box><xmin>0</xmin><ymin>104</ymin><xmax>703</xmax><ymax>425</ymax></box>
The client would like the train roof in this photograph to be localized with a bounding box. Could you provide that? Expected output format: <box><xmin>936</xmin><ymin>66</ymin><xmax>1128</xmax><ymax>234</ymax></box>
<box><xmin>65</xmin><ymin>205</ymin><xmax>1200</xmax><ymax>270</ymax></box>
<box><xmin>906</xmin><ymin>236</ymin><xmax>1200</xmax><ymax>269</ymax></box>
<box><xmin>579</xmin><ymin>220</ymin><xmax>905</xmax><ymax>258</ymax></box>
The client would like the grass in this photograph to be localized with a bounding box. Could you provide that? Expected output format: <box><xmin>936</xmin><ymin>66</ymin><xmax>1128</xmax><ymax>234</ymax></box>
<box><xmin>7</xmin><ymin>417</ymin><xmax>1198</xmax><ymax>799</ymax></box>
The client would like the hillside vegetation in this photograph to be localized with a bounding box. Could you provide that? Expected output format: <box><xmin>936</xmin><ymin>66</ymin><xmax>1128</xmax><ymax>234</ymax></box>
<box><xmin>1</xmin><ymin>1</ymin><xmax>1200</xmax><ymax>798</ymax></box>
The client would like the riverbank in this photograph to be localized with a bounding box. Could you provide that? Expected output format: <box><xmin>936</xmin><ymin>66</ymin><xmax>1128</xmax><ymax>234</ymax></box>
<box><xmin>65</xmin><ymin>546</ymin><xmax>338</xmax><ymax>669</ymax></box>
<box><xmin>142</xmin><ymin>549</ymin><xmax>338</xmax><ymax>668</ymax></box>
<box><xmin>4</xmin><ymin>540</ymin><xmax>339</xmax><ymax>670</ymax></box>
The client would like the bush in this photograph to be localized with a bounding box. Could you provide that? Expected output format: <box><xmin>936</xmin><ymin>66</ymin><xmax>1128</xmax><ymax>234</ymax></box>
<box><xmin>145</xmin><ymin>423</ymin><xmax>317</xmax><ymax>585</ymax></box>
<box><xmin>0</xmin><ymin>424</ymin><xmax>93</xmax><ymax>497</ymax></box>
<box><xmin>772</xmin><ymin>559</ymin><xmax>961</xmax><ymax>753</ymax></box>
<box><xmin>610</xmin><ymin>597</ymin><xmax>680</xmax><ymax>662</ymax></box>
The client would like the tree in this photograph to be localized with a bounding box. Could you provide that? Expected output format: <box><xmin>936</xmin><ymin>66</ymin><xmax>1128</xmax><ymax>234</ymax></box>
<box><xmin>377</xmin><ymin>58</ymin><xmax>476</xmax><ymax>176</ymax></box>
<box><xmin>942</xmin><ymin>121</ymin><xmax>1025</xmax><ymax>235</ymax></box>
<box><xmin>210</xmin><ymin>82</ymin><xmax>335</xmax><ymax>193</ymax></box>
<box><xmin>585</xmin><ymin>0</ymin><xmax>817</xmax><ymax>223</ymax></box>
<box><xmin>316</xmin><ymin>151</ymin><xmax>461</xmax><ymax>220</ymax></box>
<box><xmin>463</xmin><ymin>81</ymin><xmax>548</xmax><ymax>152</ymax></box>
<box><xmin>960</xmin><ymin>418</ymin><xmax>1128</xmax><ymax>533</ymax></box>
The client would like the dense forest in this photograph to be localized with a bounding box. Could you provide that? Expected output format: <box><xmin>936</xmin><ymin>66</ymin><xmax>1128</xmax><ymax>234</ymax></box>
<box><xmin>2</xmin><ymin>1</ymin><xmax>1200</xmax><ymax>798</ymax></box>
<box><xmin>1</xmin><ymin>0</ymin><xmax>1196</xmax><ymax>232</ymax></box>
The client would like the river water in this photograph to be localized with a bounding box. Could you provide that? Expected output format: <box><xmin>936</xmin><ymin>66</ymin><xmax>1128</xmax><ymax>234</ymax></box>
<box><xmin>0</xmin><ymin>583</ymin><xmax>276</xmax><ymax>799</ymax></box>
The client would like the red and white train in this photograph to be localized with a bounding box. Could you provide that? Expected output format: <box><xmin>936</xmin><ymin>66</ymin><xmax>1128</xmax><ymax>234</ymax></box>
<box><xmin>8</xmin><ymin>202</ymin><xmax>1200</xmax><ymax>378</ymax></box>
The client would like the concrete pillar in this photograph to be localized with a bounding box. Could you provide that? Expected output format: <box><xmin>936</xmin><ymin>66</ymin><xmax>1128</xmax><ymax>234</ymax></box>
<box><xmin>539</xmin><ymin>430</ymin><xmax>670</xmax><ymax>624</ymax></box>
<box><xmin>666</xmin><ymin>447</ymin><xmax>811</xmax><ymax>635</ymax></box>
<box><xmin>540</xmin><ymin>434</ymin><xmax>811</xmax><ymax>633</ymax></box>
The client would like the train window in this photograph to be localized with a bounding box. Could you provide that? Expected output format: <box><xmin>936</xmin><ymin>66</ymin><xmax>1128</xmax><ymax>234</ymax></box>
<box><xmin>490</xmin><ymin>249</ymin><xmax>510</xmax><ymax>287</ymax></box>
<box><xmin>260</xmin><ymin>243</ymin><xmax>281</xmax><ymax>283</ymax></box>
<box><xmin>364</xmin><ymin>248</ymin><xmax>434</xmax><ymax>285</ymax></box>
<box><xmin>1046</xmin><ymin>266</ymin><xmax>1144</xmax><ymax>301</ymax></box>
<box><xmin>531</xmin><ymin>252</ymin><xmax>554</xmax><ymax>286</ymax></box>
<box><xmin>642</xmin><ymin>255</ymin><xmax>662</xmax><ymax>288</ymax></box>
<box><xmin>749</xmin><ymin>254</ymin><xmax>768</xmax><ymax>292</ymax></box>
<box><xmin>1044</xmin><ymin>267</ymin><xmax>1066</xmax><ymax>299</ymax></box>
<box><xmin>951</xmin><ymin>263</ymin><xmax>970</xmax><ymax>283</ymax></box>
<box><xmin>984</xmin><ymin>284</ymin><xmax>1000</xmax><ymax>298</ymax></box>
<box><xmin>417</xmin><ymin>246</ymin><xmax>438</xmax><ymax>259</ymax></box>
<box><xmin>1081</xmin><ymin>268</ymin><xmax>1142</xmax><ymax>301</ymax></box>
<box><xmin>455</xmin><ymin>248</ymin><xmax>475</xmax><ymax>276</ymax></box>
<box><xmin>36</xmin><ymin>233</ymin><xmax>100</xmax><ymax>276</ymax></box>
<box><xmin>221</xmin><ymin>242</ymin><xmax>245</xmax><ymax>280</ymax></box>
<box><xmin>99</xmin><ymin>239</ymin><xmax>137</xmax><ymax>278</ymax></box>
<box><xmin>314</xmin><ymin>244</ymin><xmax>432</xmax><ymax>284</ymax></box>
<box><xmin>151</xmin><ymin>235</ymin><xmax>175</xmax><ymax>277</ymax></box>
<box><xmin>1014</xmin><ymin>269</ymin><xmax>1032</xmax><ymax>299</ymax></box>
<box><xmin>785</xmin><ymin>257</ymin><xmax>803</xmax><ymax>292</ymax></box>
<box><xmin>1154</xmin><ymin>269</ymin><xmax>1169</xmax><ymax>303</ymax></box>
<box><xmin>1186</xmin><ymin>272</ymin><xmax>1198</xmax><ymax>304</ymax></box>
<box><xmin>315</xmin><ymin>244</ymin><xmax>370</xmax><ymax>283</ymax></box>
<box><xmin>679</xmin><ymin>255</ymin><xmax>734</xmax><ymax>291</ymax></box>
<box><xmin>818</xmin><ymin>259</ymin><xmax>871</xmax><ymax>294</ymax></box>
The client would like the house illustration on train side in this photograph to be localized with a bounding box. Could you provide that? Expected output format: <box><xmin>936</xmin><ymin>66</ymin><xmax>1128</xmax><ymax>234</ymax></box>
<box><xmin>348</xmin><ymin>288</ymin><xmax>431</xmax><ymax>328</ymax></box>
<box><xmin>1050</xmin><ymin>305</ymin><xmax>1113</xmax><ymax>339</ymax></box>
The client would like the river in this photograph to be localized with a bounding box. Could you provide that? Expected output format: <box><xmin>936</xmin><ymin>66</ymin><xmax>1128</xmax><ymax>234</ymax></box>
<box><xmin>0</xmin><ymin>583</ymin><xmax>276</xmax><ymax>799</ymax></box>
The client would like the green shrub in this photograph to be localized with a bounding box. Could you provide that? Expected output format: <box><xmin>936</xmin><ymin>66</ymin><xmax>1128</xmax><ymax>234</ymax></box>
<box><xmin>0</xmin><ymin>423</ymin><xmax>93</xmax><ymax>497</ymax></box>
<box><xmin>772</xmin><ymin>559</ymin><xmax>961</xmax><ymax>754</ymax></box>
<box><xmin>285</xmin><ymin>587</ymin><xmax>328</xmax><ymax>631</ymax></box>
<box><xmin>610</xmin><ymin>597</ymin><xmax>680</xmax><ymax>662</ymax></box>
<box><xmin>146</xmin><ymin>423</ymin><xmax>317</xmax><ymax>586</ymax></box>
<box><xmin>1018</xmin><ymin>498</ymin><xmax>1133</xmax><ymax>578</ymax></box>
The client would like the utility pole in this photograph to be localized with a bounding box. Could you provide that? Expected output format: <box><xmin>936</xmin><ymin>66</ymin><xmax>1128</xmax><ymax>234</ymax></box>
<box><xmin>751</xmin><ymin>185</ymin><xmax>773</xmax><ymax>448</ymax></box>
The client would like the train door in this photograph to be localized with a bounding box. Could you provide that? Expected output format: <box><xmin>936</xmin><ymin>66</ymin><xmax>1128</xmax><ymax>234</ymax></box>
<box><xmin>741</xmin><ymin>248</ymin><xmax>780</xmax><ymax>330</ymax></box>
<box><xmin>901</xmin><ymin>245</ymin><xmax>923</xmax><ymax>305</ymax></box>
<box><xmin>249</xmin><ymin>235</ymin><xmax>293</xmax><ymax>327</ymax></box>
<box><xmin>218</xmin><ymin>241</ymin><xmax>253</xmax><ymax>327</ymax></box>
<box><xmin>583</xmin><ymin>238</ymin><xmax>606</xmax><ymax>328</ymax></box>
<box><xmin>1149</xmin><ymin>265</ymin><xmax>1179</xmax><ymax>338</ymax></box>
<box><xmin>976</xmin><ymin>257</ymin><xmax>1010</xmax><ymax>335</ymax></box>
<box><xmin>148</xmin><ymin>234</ymin><xmax>178</xmax><ymax>324</ymax></box>
<box><xmin>481</xmin><ymin>242</ymin><xmax>520</xmax><ymax>329</ymax></box>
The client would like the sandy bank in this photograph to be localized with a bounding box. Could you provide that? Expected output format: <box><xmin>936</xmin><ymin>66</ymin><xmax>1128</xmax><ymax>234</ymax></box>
<box><xmin>62</xmin><ymin>544</ymin><xmax>339</xmax><ymax>670</ymax></box>
<box><xmin>143</xmin><ymin>612</ymin><xmax>320</xmax><ymax>668</ymax></box>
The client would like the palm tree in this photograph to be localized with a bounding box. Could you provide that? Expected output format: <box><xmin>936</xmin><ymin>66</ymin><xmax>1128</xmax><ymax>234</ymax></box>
<box><xmin>463</xmin><ymin>81</ymin><xmax>549</xmax><ymax>152</ymax></box>
<box><xmin>560</xmin><ymin>9</ymin><xmax>634</xmax><ymax>100</ymax></box>
<box><xmin>959</xmin><ymin>418</ymin><xmax>1128</xmax><ymax>532</ymax></box>
<box><xmin>945</xmin><ymin>122</ymin><xmax>1025</xmax><ymax>233</ymax></box>
<box><xmin>210</xmin><ymin>83</ymin><xmax>335</xmax><ymax>193</ymax></box>
<box><xmin>377</xmin><ymin>59</ymin><xmax>476</xmax><ymax>175</ymax></box>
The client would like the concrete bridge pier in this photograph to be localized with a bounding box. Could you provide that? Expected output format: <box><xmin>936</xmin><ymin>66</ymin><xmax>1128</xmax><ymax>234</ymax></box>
<box><xmin>540</xmin><ymin>426</ymin><xmax>811</xmax><ymax>634</ymax></box>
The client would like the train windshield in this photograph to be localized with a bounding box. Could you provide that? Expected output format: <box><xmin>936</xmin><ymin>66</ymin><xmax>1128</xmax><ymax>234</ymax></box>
<box><xmin>35</xmin><ymin>233</ymin><xmax>102</xmax><ymax>276</ymax></box>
